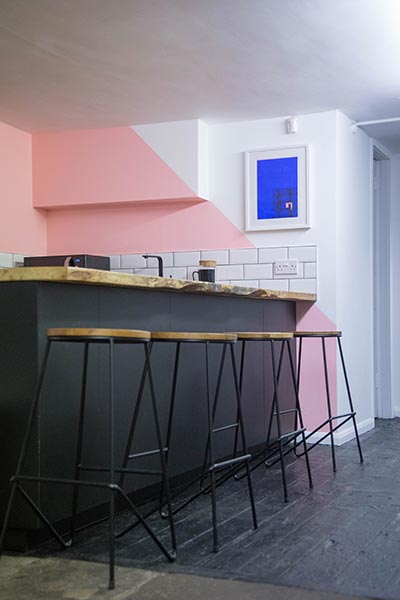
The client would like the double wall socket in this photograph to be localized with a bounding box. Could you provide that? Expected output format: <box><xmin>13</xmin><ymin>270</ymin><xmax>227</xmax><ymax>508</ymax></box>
<box><xmin>274</xmin><ymin>259</ymin><xmax>298</xmax><ymax>276</ymax></box>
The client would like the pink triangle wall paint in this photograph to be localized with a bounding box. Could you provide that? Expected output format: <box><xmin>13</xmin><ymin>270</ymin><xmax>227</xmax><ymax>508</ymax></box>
<box><xmin>32</xmin><ymin>126</ymin><xmax>197</xmax><ymax>207</ymax></box>
<box><xmin>296</xmin><ymin>303</ymin><xmax>337</xmax><ymax>434</ymax></box>
<box><xmin>32</xmin><ymin>125</ymin><xmax>254</xmax><ymax>253</ymax></box>
<box><xmin>46</xmin><ymin>200</ymin><xmax>253</xmax><ymax>255</ymax></box>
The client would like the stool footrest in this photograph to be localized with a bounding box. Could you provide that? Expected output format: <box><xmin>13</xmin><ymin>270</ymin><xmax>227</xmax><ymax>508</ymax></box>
<box><xmin>211</xmin><ymin>454</ymin><xmax>251</xmax><ymax>471</ymax></box>
<box><xmin>305</xmin><ymin>413</ymin><xmax>356</xmax><ymax>439</ymax></box>
<box><xmin>273</xmin><ymin>408</ymin><xmax>299</xmax><ymax>416</ymax></box>
<box><xmin>330</xmin><ymin>412</ymin><xmax>356</xmax><ymax>420</ymax></box>
<box><xmin>279</xmin><ymin>427</ymin><xmax>306</xmax><ymax>441</ymax></box>
<box><xmin>13</xmin><ymin>475</ymin><xmax>120</xmax><ymax>490</ymax></box>
<box><xmin>79</xmin><ymin>465</ymin><xmax>163</xmax><ymax>476</ymax></box>
<box><xmin>213</xmin><ymin>423</ymin><xmax>238</xmax><ymax>434</ymax></box>
<box><xmin>128</xmin><ymin>448</ymin><xmax>167</xmax><ymax>460</ymax></box>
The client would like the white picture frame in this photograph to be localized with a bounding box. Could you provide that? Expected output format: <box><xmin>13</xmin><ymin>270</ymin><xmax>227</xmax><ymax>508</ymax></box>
<box><xmin>245</xmin><ymin>145</ymin><xmax>310</xmax><ymax>231</ymax></box>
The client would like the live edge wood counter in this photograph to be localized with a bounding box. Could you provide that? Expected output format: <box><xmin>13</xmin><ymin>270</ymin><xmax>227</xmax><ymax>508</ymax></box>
<box><xmin>0</xmin><ymin>267</ymin><xmax>315</xmax><ymax>549</ymax></box>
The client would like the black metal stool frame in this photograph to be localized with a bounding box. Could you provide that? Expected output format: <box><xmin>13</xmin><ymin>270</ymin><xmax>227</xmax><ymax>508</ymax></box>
<box><xmin>294</xmin><ymin>333</ymin><xmax>363</xmax><ymax>472</ymax></box>
<box><xmin>120</xmin><ymin>336</ymin><xmax>258</xmax><ymax>553</ymax></box>
<box><xmin>0</xmin><ymin>333</ymin><xmax>176</xmax><ymax>590</ymax></box>
<box><xmin>234</xmin><ymin>337</ymin><xmax>313</xmax><ymax>502</ymax></box>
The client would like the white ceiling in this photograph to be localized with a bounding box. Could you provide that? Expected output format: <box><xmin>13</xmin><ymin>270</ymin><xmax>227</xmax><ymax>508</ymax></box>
<box><xmin>0</xmin><ymin>0</ymin><xmax>400</xmax><ymax>147</ymax></box>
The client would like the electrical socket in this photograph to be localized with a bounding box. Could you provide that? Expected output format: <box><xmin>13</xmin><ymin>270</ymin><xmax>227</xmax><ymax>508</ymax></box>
<box><xmin>274</xmin><ymin>259</ymin><xmax>298</xmax><ymax>276</ymax></box>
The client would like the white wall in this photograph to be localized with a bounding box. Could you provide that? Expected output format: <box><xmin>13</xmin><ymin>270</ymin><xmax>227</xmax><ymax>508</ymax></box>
<box><xmin>208</xmin><ymin>110</ymin><xmax>338</xmax><ymax>318</ymax></box>
<box><xmin>336</xmin><ymin>111</ymin><xmax>374</xmax><ymax>428</ymax></box>
<box><xmin>208</xmin><ymin>109</ymin><xmax>374</xmax><ymax>435</ymax></box>
<box><xmin>133</xmin><ymin>119</ymin><xmax>209</xmax><ymax>197</ymax></box>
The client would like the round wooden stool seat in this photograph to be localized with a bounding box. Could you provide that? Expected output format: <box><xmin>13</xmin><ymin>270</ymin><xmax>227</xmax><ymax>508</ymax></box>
<box><xmin>151</xmin><ymin>331</ymin><xmax>237</xmax><ymax>342</ymax></box>
<box><xmin>236</xmin><ymin>332</ymin><xmax>293</xmax><ymax>340</ymax></box>
<box><xmin>294</xmin><ymin>331</ymin><xmax>342</xmax><ymax>338</ymax></box>
<box><xmin>47</xmin><ymin>328</ymin><xmax>151</xmax><ymax>341</ymax></box>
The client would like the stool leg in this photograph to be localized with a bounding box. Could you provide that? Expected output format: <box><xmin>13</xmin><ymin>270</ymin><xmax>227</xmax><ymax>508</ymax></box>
<box><xmin>286</xmin><ymin>340</ymin><xmax>313</xmax><ymax>490</ymax></box>
<box><xmin>270</xmin><ymin>340</ymin><xmax>289</xmax><ymax>502</ymax></box>
<box><xmin>108</xmin><ymin>340</ymin><xmax>116</xmax><ymax>590</ymax></box>
<box><xmin>145</xmin><ymin>343</ymin><xmax>177</xmax><ymax>556</ymax></box>
<box><xmin>293</xmin><ymin>336</ymin><xmax>303</xmax><ymax>458</ymax></box>
<box><xmin>118</xmin><ymin>342</ymin><xmax>152</xmax><ymax>496</ymax></box>
<box><xmin>69</xmin><ymin>341</ymin><xmax>89</xmax><ymax>543</ymax></box>
<box><xmin>0</xmin><ymin>339</ymin><xmax>54</xmax><ymax>555</ymax></box>
<box><xmin>229</xmin><ymin>344</ymin><xmax>258</xmax><ymax>530</ymax></box>
<box><xmin>233</xmin><ymin>340</ymin><xmax>246</xmax><ymax>458</ymax></box>
<box><xmin>205</xmin><ymin>341</ymin><xmax>219</xmax><ymax>552</ymax></box>
<box><xmin>265</xmin><ymin>341</ymin><xmax>285</xmax><ymax>451</ymax></box>
<box><xmin>159</xmin><ymin>341</ymin><xmax>181</xmax><ymax>515</ymax></box>
<box><xmin>200</xmin><ymin>343</ymin><xmax>227</xmax><ymax>491</ymax></box>
<box><xmin>322</xmin><ymin>337</ymin><xmax>337</xmax><ymax>473</ymax></box>
<box><xmin>337</xmin><ymin>337</ymin><xmax>363</xmax><ymax>463</ymax></box>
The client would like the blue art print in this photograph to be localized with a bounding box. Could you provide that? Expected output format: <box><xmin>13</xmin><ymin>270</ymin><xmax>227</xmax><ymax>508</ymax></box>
<box><xmin>257</xmin><ymin>156</ymin><xmax>298</xmax><ymax>220</ymax></box>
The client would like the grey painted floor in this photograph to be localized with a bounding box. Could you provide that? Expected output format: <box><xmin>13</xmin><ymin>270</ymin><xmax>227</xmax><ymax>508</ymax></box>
<box><xmin>4</xmin><ymin>419</ymin><xmax>400</xmax><ymax>599</ymax></box>
<box><xmin>1</xmin><ymin>555</ymin><xmax>373</xmax><ymax>599</ymax></box>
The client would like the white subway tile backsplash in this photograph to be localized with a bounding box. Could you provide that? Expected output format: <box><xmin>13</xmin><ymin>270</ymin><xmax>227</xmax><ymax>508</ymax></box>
<box><xmin>133</xmin><ymin>268</ymin><xmax>159</xmax><ymax>277</ymax></box>
<box><xmin>174</xmin><ymin>251</ymin><xmax>200</xmax><ymax>267</ymax></box>
<box><xmin>147</xmin><ymin>253</ymin><xmax>173</xmax><ymax>268</ymax></box>
<box><xmin>12</xmin><ymin>253</ymin><xmax>25</xmax><ymax>265</ymax></box>
<box><xmin>244</xmin><ymin>264</ymin><xmax>273</xmax><ymax>279</ymax></box>
<box><xmin>304</xmin><ymin>262</ymin><xmax>317</xmax><ymax>278</ymax></box>
<box><xmin>0</xmin><ymin>253</ymin><xmax>13</xmax><ymax>268</ymax></box>
<box><xmin>259</xmin><ymin>279</ymin><xmax>289</xmax><ymax>292</ymax></box>
<box><xmin>216</xmin><ymin>265</ymin><xmax>243</xmax><ymax>281</ymax></box>
<box><xmin>121</xmin><ymin>254</ymin><xmax>146</xmax><ymax>269</ymax></box>
<box><xmin>289</xmin><ymin>279</ymin><xmax>317</xmax><ymax>294</ymax></box>
<box><xmin>229</xmin><ymin>248</ymin><xmax>258</xmax><ymax>264</ymax></box>
<box><xmin>289</xmin><ymin>246</ymin><xmax>316</xmax><ymax>262</ymax></box>
<box><xmin>115</xmin><ymin>268</ymin><xmax>134</xmax><ymax>274</ymax></box>
<box><xmin>163</xmin><ymin>267</ymin><xmax>187</xmax><ymax>279</ymax></box>
<box><xmin>105</xmin><ymin>243</ymin><xmax>316</xmax><ymax>292</ymax></box>
<box><xmin>259</xmin><ymin>247</ymin><xmax>288</xmax><ymax>263</ymax></box>
<box><xmin>201</xmin><ymin>250</ymin><xmax>229</xmax><ymax>264</ymax></box>
<box><xmin>109</xmin><ymin>255</ymin><xmax>121</xmax><ymax>270</ymax></box>
<box><xmin>230</xmin><ymin>280</ymin><xmax>259</xmax><ymax>288</ymax></box>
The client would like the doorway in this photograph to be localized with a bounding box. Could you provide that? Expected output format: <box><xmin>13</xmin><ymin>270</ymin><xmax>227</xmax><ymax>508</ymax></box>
<box><xmin>373</xmin><ymin>146</ymin><xmax>391</xmax><ymax>417</ymax></box>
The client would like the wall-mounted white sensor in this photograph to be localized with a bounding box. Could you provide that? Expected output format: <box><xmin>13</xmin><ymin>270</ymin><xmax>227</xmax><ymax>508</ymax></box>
<box><xmin>286</xmin><ymin>116</ymin><xmax>298</xmax><ymax>134</ymax></box>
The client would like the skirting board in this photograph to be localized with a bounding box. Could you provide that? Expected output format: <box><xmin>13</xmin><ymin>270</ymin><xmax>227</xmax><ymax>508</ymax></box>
<box><xmin>305</xmin><ymin>417</ymin><xmax>375</xmax><ymax>447</ymax></box>
<box><xmin>392</xmin><ymin>407</ymin><xmax>400</xmax><ymax>418</ymax></box>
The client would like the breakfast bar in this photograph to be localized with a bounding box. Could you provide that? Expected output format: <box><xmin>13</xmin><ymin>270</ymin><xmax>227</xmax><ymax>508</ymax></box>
<box><xmin>0</xmin><ymin>267</ymin><xmax>315</xmax><ymax>549</ymax></box>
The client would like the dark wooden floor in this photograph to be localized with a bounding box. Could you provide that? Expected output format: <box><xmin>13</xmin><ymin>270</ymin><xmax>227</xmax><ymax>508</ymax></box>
<box><xmin>29</xmin><ymin>419</ymin><xmax>400</xmax><ymax>599</ymax></box>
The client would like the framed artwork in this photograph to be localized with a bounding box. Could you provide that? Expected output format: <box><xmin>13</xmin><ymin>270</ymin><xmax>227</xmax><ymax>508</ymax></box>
<box><xmin>245</xmin><ymin>145</ymin><xmax>309</xmax><ymax>231</ymax></box>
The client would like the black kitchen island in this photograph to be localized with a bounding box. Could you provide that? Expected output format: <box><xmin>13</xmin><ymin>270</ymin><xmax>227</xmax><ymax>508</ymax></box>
<box><xmin>0</xmin><ymin>267</ymin><xmax>315</xmax><ymax>549</ymax></box>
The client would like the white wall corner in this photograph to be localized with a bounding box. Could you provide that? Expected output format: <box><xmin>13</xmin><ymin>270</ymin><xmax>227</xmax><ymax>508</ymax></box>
<box><xmin>197</xmin><ymin>119</ymin><xmax>209</xmax><ymax>199</ymax></box>
<box><xmin>132</xmin><ymin>119</ymin><xmax>210</xmax><ymax>199</ymax></box>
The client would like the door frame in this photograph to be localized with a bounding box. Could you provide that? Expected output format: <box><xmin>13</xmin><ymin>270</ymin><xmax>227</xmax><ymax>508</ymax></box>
<box><xmin>372</xmin><ymin>142</ymin><xmax>392</xmax><ymax>418</ymax></box>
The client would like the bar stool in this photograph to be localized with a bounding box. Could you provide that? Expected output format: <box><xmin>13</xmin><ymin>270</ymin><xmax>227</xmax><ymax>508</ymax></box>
<box><xmin>146</xmin><ymin>331</ymin><xmax>258</xmax><ymax>553</ymax></box>
<box><xmin>0</xmin><ymin>328</ymin><xmax>176</xmax><ymax>590</ymax></box>
<box><xmin>234</xmin><ymin>332</ymin><xmax>313</xmax><ymax>502</ymax></box>
<box><xmin>294</xmin><ymin>331</ymin><xmax>363</xmax><ymax>472</ymax></box>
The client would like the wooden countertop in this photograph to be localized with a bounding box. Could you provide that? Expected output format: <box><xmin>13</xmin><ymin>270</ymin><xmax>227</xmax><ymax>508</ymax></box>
<box><xmin>0</xmin><ymin>267</ymin><xmax>316</xmax><ymax>302</ymax></box>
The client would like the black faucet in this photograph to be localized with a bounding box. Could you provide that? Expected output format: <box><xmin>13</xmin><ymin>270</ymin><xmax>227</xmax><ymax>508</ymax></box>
<box><xmin>142</xmin><ymin>254</ymin><xmax>164</xmax><ymax>277</ymax></box>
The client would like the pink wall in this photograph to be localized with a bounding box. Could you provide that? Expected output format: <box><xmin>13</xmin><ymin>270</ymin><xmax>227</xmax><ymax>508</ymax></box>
<box><xmin>296</xmin><ymin>303</ymin><xmax>337</xmax><ymax>432</ymax></box>
<box><xmin>0</xmin><ymin>122</ymin><xmax>46</xmax><ymax>254</ymax></box>
<box><xmin>33</xmin><ymin>127</ymin><xmax>197</xmax><ymax>208</ymax></box>
<box><xmin>32</xmin><ymin>125</ymin><xmax>253</xmax><ymax>254</ymax></box>
<box><xmin>47</xmin><ymin>200</ymin><xmax>252</xmax><ymax>254</ymax></box>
